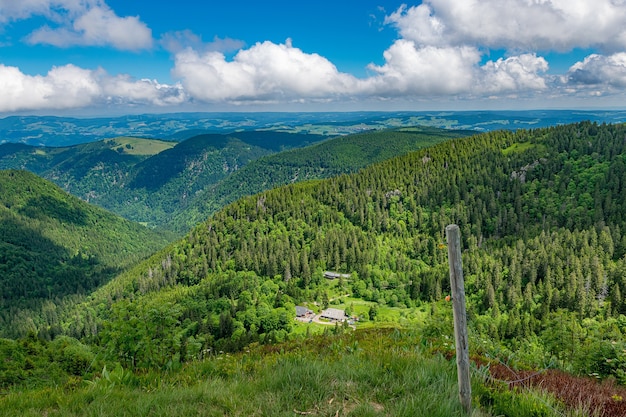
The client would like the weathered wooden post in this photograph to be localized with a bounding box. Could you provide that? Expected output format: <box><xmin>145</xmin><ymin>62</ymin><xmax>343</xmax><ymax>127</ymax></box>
<box><xmin>446</xmin><ymin>224</ymin><xmax>471</xmax><ymax>414</ymax></box>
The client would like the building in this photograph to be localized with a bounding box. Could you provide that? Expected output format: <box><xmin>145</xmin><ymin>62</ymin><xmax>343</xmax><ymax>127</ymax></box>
<box><xmin>320</xmin><ymin>308</ymin><xmax>347</xmax><ymax>322</ymax></box>
<box><xmin>323</xmin><ymin>271</ymin><xmax>351</xmax><ymax>280</ymax></box>
<box><xmin>295</xmin><ymin>306</ymin><xmax>313</xmax><ymax>317</ymax></box>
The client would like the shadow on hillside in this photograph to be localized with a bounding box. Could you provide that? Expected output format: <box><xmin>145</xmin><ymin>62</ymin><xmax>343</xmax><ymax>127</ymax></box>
<box><xmin>18</xmin><ymin>194</ymin><xmax>88</xmax><ymax>226</ymax></box>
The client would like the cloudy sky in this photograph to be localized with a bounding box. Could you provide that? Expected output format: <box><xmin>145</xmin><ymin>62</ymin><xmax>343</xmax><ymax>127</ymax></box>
<box><xmin>1</xmin><ymin>0</ymin><xmax>626</xmax><ymax>115</ymax></box>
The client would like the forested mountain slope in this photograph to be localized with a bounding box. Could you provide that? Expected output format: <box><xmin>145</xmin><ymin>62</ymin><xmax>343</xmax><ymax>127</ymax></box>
<box><xmin>40</xmin><ymin>121</ymin><xmax>624</xmax><ymax>382</ymax></box>
<box><xmin>170</xmin><ymin>126</ymin><xmax>471</xmax><ymax>231</ymax></box>
<box><xmin>0</xmin><ymin>132</ymin><xmax>324</xmax><ymax>230</ymax></box>
<box><xmin>0</xmin><ymin>170</ymin><xmax>170</xmax><ymax>337</ymax></box>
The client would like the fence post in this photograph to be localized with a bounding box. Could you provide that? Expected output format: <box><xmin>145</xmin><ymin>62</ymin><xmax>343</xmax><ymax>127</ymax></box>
<box><xmin>446</xmin><ymin>224</ymin><xmax>471</xmax><ymax>413</ymax></box>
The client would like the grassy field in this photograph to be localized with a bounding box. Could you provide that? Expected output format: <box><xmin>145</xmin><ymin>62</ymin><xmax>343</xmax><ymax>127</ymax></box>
<box><xmin>109</xmin><ymin>137</ymin><xmax>176</xmax><ymax>156</ymax></box>
<box><xmin>1</xmin><ymin>327</ymin><xmax>579</xmax><ymax>417</ymax></box>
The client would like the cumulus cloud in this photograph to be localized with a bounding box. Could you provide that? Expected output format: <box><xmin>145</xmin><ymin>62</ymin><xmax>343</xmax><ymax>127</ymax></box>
<box><xmin>1</xmin><ymin>0</ymin><xmax>152</xmax><ymax>50</ymax></box>
<box><xmin>567</xmin><ymin>53</ymin><xmax>626</xmax><ymax>88</ymax></box>
<box><xmin>480</xmin><ymin>54</ymin><xmax>549</xmax><ymax>93</ymax></box>
<box><xmin>363</xmin><ymin>42</ymin><xmax>549</xmax><ymax>98</ymax></box>
<box><xmin>169</xmin><ymin>37</ymin><xmax>550</xmax><ymax>104</ymax></box>
<box><xmin>172</xmin><ymin>40</ymin><xmax>361</xmax><ymax>102</ymax></box>
<box><xmin>365</xmin><ymin>41</ymin><xmax>481</xmax><ymax>96</ymax></box>
<box><xmin>3</xmin><ymin>0</ymin><xmax>626</xmax><ymax>110</ymax></box>
<box><xmin>100</xmin><ymin>76</ymin><xmax>187</xmax><ymax>106</ymax></box>
<box><xmin>386</xmin><ymin>0</ymin><xmax>626</xmax><ymax>52</ymax></box>
<box><xmin>0</xmin><ymin>64</ymin><xmax>185</xmax><ymax>112</ymax></box>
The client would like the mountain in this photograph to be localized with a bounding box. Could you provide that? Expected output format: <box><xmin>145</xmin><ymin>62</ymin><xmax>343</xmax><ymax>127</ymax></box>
<box><xmin>2</xmin><ymin>110</ymin><xmax>626</xmax><ymax>147</ymax></box>
<box><xmin>4</xmin><ymin>121</ymin><xmax>626</xmax><ymax>416</ymax></box>
<box><xmin>170</xmin><ymin>126</ymin><xmax>472</xmax><ymax>231</ymax></box>
<box><xmin>0</xmin><ymin>131</ymin><xmax>325</xmax><ymax>230</ymax></box>
<box><xmin>33</xmin><ymin>121</ymin><xmax>620</xmax><ymax>386</ymax></box>
<box><xmin>0</xmin><ymin>170</ymin><xmax>170</xmax><ymax>337</ymax></box>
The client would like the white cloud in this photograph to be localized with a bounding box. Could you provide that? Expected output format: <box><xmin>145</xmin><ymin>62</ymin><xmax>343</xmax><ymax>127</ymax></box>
<box><xmin>567</xmin><ymin>53</ymin><xmax>626</xmax><ymax>88</ymax></box>
<box><xmin>101</xmin><ymin>76</ymin><xmax>186</xmax><ymax>106</ymax></box>
<box><xmin>363</xmin><ymin>42</ymin><xmax>549</xmax><ymax>98</ymax></box>
<box><xmin>172</xmin><ymin>40</ymin><xmax>361</xmax><ymax>102</ymax></box>
<box><xmin>480</xmin><ymin>54</ymin><xmax>549</xmax><ymax>93</ymax></box>
<box><xmin>0</xmin><ymin>64</ymin><xmax>99</xmax><ymax>111</ymax></box>
<box><xmin>1</xmin><ymin>0</ymin><xmax>152</xmax><ymax>50</ymax></box>
<box><xmin>365</xmin><ymin>41</ymin><xmax>481</xmax><ymax>96</ymax></box>
<box><xmin>386</xmin><ymin>0</ymin><xmax>626</xmax><ymax>52</ymax></box>
<box><xmin>0</xmin><ymin>0</ymin><xmax>73</xmax><ymax>23</ymax></box>
<box><xmin>3</xmin><ymin>0</ymin><xmax>626</xmax><ymax>110</ymax></box>
<box><xmin>0</xmin><ymin>64</ymin><xmax>185</xmax><ymax>112</ymax></box>
<box><xmin>170</xmin><ymin>38</ymin><xmax>550</xmax><ymax>104</ymax></box>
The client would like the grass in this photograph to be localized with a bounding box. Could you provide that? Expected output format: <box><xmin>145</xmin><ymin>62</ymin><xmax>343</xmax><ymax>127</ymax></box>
<box><xmin>1</xmin><ymin>328</ymin><xmax>582</xmax><ymax>417</ymax></box>
<box><xmin>109</xmin><ymin>137</ymin><xmax>175</xmax><ymax>156</ymax></box>
<box><xmin>502</xmin><ymin>141</ymin><xmax>547</xmax><ymax>156</ymax></box>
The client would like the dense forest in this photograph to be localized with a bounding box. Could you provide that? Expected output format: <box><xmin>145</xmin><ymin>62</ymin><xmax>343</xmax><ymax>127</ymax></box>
<box><xmin>170</xmin><ymin>126</ymin><xmax>470</xmax><ymax>231</ymax></box>
<box><xmin>0</xmin><ymin>170</ymin><xmax>170</xmax><ymax>338</ymax></box>
<box><xmin>0</xmin><ymin>128</ymin><xmax>467</xmax><ymax>233</ymax></box>
<box><xmin>4</xmin><ymin>121</ymin><xmax>626</xmax><ymax>416</ymax></box>
<box><xmin>5</xmin><ymin>121</ymin><xmax>616</xmax><ymax>381</ymax></box>
<box><xmin>0</xmin><ymin>132</ymin><xmax>326</xmax><ymax>230</ymax></box>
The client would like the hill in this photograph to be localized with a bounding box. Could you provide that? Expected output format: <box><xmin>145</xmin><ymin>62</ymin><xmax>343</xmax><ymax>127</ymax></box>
<box><xmin>0</xmin><ymin>170</ymin><xmax>170</xmax><ymax>337</ymax></box>
<box><xmin>169</xmin><ymin>126</ymin><xmax>471</xmax><ymax>231</ymax></box>
<box><xmin>0</xmin><ymin>131</ymin><xmax>325</xmax><ymax>230</ymax></box>
<box><xmin>4</xmin><ymin>121</ymin><xmax>626</xmax><ymax>415</ymax></box>
<box><xmin>62</xmin><ymin>121</ymin><xmax>626</xmax><ymax>384</ymax></box>
<box><xmin>2</xmin><ymin>110</ymin><xmax>626</xmax><ymax>146</ymax></box>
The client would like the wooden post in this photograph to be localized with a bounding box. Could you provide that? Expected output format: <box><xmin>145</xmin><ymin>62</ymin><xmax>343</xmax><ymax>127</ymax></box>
<box><xmin>446</xmin><ymin>224</ymin><xmax>471</xmax><ymax>414</ymax></box>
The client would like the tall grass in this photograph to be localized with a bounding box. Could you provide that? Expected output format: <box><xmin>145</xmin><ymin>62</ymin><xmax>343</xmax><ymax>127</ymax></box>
<box><xmin>0</xmin><ymin>328</ymin><xmax>574</xmax><ymax>416</ymax></box>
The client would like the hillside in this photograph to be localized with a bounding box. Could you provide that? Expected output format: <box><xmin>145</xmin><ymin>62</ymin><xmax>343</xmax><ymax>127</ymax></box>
<box><xmin>170</xmin><ymin>126</ymin><xmax>471</xmax><ymax>231</ymax></box>
<box><xmin>0</xmin><ymin>131</ymin><xmax>325</xmax><ymax>230</ymax></box>
<box><xmin>2</xmin><ymin>327</ymin><xmax>593</xmax><ymax>417</ymax></box>
<box><xmin>61</xmin><ymin>121</ymin><xmax>626</xmax><ymax>384</ymax></box>
<box><xmin>3</xmin><ymin>122</ymin><xmax>626</xmax><ymax>415</ymax></box>
<box><xmin>0</xmin><ymin>170</ymin><xmax>170</xmax><ymax>337</ymax></box>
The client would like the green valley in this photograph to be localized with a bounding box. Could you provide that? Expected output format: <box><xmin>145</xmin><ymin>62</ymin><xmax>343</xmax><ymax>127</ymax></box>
<box><xmin>0</xmin><ymin>170</ymin><xmax>170</xmax><ymax>338</ymax></box>
<box><xmin>3</xmin><ymin>121</ymin><xmax>626</xmax><ymax>416</ymax></box>
<box><xmin>0</xmin><ymin>131</ymin><xmax>326</xmax><ymax>231</ymax></box>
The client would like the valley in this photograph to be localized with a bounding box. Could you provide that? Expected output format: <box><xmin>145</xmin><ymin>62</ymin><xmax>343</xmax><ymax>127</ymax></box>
<box><xmin>2</xmin><ymin>117</ymin><xmax>626</xmax><ymax>416</ymax></box>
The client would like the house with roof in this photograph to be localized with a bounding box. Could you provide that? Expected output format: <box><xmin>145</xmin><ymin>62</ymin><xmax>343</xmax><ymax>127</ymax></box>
<box><xmin>320</xmin><ymin>308</ymin><xmax>347</xmax><ymax>322</ymax></box>
<box><xmin>295</xmin><ymin>306</ymin><xmax>314</xmax><ymax>318</ymax></box>
<box><xmin>324</xmin><ymin>271</ymin><xmax>351</xmax><ymax>280</ymax></box>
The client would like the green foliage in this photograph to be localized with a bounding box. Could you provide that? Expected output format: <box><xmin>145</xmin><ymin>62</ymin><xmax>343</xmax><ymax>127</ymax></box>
<box><xmin>0</xmin><ymin>329</ymin><xmax>500</xmax><ymax>417</ymax></box>
<box><xmin>76</xmin><ymin>121</ymin><xmax>626</xmax><ymax>380</ymax></box>
<box><xmin>0</xmin><ymin>334</ymin><xmax>97</xmax><ymax>390</ymax></box>
<box><xmin>6</xmin><ymin>121</ymin><xmax>626</xmax><ymax>414</ymax></box>
<box><xmin>477</xmin><ymin>384</ymin><xmax>562</xmax><ymax>417</ymax></box>
<box><xmin>0</xmin><ymin>132</ymin><xmax>327</xmax><ymax>231</ymax></box>
<box><xmin>172</xmin><ymin>126</ymin><xmax>468</xmax><ymax>231</ymax></box>
<box><xmin>0</xmin><ymin>170</ymin><xmax>169</xmax><ymax>337</ymax></box>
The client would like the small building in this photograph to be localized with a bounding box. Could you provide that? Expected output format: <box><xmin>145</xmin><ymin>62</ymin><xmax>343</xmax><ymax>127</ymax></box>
<box><xmin>295</xmin><ymin>306</ymin><xmax>314</xmax><ymax>317</ymax></box>
<box><xmin>324</xmin><ymin>271</ymin><xmax>351</xmax><ymax>280</ymax></box>
<box><xmin>320</xmin><ymin>308</ymin><xmax>347</xmax><ymax>322</ymax></box>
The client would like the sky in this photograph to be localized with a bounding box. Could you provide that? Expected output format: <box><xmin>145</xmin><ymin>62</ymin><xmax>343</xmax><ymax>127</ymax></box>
<box><xmin>1</xmin><ymin>0</ymin><xmax>626</xmax><ymax>115</ymax></box>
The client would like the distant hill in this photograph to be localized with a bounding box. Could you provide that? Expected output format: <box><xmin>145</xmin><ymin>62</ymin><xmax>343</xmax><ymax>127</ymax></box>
<box><xmin>0</xmin><ymin>169</ymin><xmax>170</xmax><ymax>337</ymax></box>
<box><xmin>2</xmin><ymin>110</ymin><xmax>626</xmax><ymax>147</ymax></box>
<box><xmin>169</xmin><ymin>126</ymin><xmax>472</xmax><ymax>231</ymax></box>
<box><xmin>0</xmin><ymin>131</ymin><xmax>325</xmax><ymax>231</ymax></box>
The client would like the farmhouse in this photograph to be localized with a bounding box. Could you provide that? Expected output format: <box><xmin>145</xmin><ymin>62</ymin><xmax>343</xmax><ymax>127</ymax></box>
<box><xmin>295</xmin><ymin>306</ymin><xmax>314</xmax><ymax>318</ymax></box>
<box><xmin>320</xmin><ymin>308</ymin><xmax>347</xmax><ymax>322</ymax></box>
<box><xmin>323</xmin><ymin>271</ymin><xmax>351</xmax><ymax>280</ymax></box>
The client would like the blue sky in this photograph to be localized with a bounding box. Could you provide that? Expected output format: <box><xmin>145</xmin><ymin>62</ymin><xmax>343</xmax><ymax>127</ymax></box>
<box><xmin>1</xmin><ymin>0</ymin><xmax>626</xmax><ymax>115</ymax></box>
